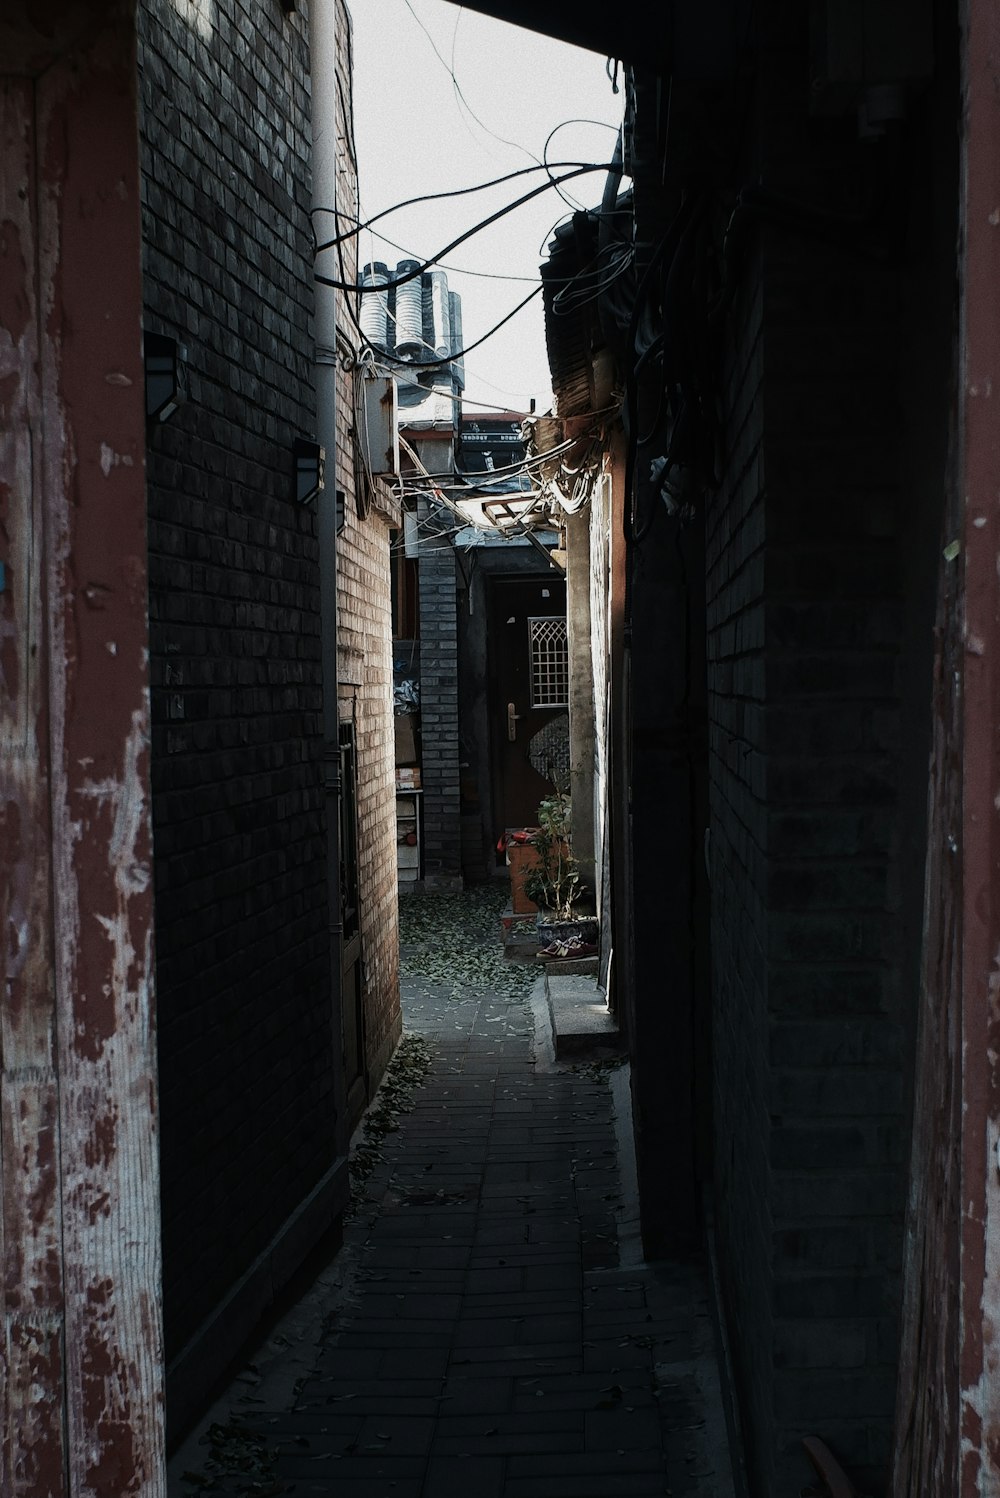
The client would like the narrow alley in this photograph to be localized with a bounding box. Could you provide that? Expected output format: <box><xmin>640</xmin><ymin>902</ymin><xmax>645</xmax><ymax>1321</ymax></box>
<box><xmin>170</xmin><ymin>890</ymin><xmax>733</xmax><ymax>1498</ymax></box>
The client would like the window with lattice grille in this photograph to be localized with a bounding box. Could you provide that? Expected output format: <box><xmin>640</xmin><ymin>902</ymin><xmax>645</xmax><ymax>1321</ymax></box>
<box><xmin>529</xmin><ymin>616</ymin><xmax>569</xmax><ymax>708</ymax></box>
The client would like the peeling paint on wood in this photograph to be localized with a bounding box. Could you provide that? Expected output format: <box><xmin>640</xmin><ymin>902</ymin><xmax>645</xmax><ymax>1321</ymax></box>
<box><xmin>894</xmin><ymin>3</ymin><xmax>1000</xmax><ymax>1494</ymax></box>
<box><xmin>890</xmin><ymin>471</ymin><xmax>963</xmax><ymax>1496</ymax></box>
<box><xmin>1</xmin><ymin>6</ymin><xmax>166</xmax><ymax>1495</ymax></box>
<box><xmin>1</xmin><ymin>69</ymin><xmax>70</xmax><ymax>1498</ymax></box>
<box><xmin>957</xmin><ymin>2</ymin><xmax>1000</xmax><ymax>1493</ymax></box>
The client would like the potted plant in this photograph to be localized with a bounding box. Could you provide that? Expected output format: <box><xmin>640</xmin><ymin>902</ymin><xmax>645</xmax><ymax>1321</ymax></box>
<box><xmin>522</xmin><ymin>791</ymin><xmax>598</xmax><ymax>952</ymax></box>
<box><xmin>503</xmin><ymin>828</ymin><xmax>545</xmax><ymax>916</ymax></box>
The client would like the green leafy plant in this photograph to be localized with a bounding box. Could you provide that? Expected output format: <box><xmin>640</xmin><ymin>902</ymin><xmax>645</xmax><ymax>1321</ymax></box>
<box><xmin>523</xmin><ymin>791</ymin><xmax>582</xmax><ymax>920</ymax></box>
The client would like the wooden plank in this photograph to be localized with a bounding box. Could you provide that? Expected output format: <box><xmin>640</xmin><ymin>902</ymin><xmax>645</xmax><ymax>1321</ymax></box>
<box><xmin>958</xmin><ymin>4</ymin><xmax>1000</xmax><ymax>1492</ymax></box>
<box><xmin>33</xmin><ymin>17</ymin><xmax>166</xmax><ymax>1491</ymax></box>
<box><xmin>0</xmin><ymin>74</ymin><xmax>69</xmax><ymax>1498</ymax></box>
<box><xmin>889</xmin><ymin>522</ymin><xmax>963</xmax><ymax>1496</ymax></box>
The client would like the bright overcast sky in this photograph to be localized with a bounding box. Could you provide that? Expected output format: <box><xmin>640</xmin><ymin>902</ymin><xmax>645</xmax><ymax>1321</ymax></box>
<box><xmin>346</xmin><ymin>0</ymin><xmax>624</xmax><ymax>415</ymax></box>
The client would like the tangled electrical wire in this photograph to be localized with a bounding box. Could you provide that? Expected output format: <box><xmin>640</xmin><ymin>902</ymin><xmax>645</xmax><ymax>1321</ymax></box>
<box><xmin>551</xmin><ymin>239</ymin><xmax>635</xmax><ymax>318</ymax></box>
<box><xmin>620</xmin><ymin>172</ymin><xmax>901</xmax><ymax>545</ymax></box>
<box><xmin>320</xmin><ymin>26</ymin><xmax>632</xmax><ymax>553</ymax></box>
<box><xmin>315</xmin><ymin>161</ymin><xmax>619</xmax><ymax>384</ymax></box>
<box><xmin>622</xmin><ymin>187</ymin><xmax>727</xmax><ymax>544</ymax></box>
<box><xmin>522</xmin><ymin>421</ymin><xmax>612</xmax><ymax>517</ymax></box>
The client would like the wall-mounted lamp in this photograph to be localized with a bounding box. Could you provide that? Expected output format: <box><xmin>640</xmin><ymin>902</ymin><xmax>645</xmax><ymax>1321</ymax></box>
<box><xmin>145</xmin><ymin>332</ymin><xmax>186</xmax><ymax>424</ymax></box>
<box><xmin>293</xmin><ymin>438</ymin><xmax>325</xmax><ymax>506</ymax></box>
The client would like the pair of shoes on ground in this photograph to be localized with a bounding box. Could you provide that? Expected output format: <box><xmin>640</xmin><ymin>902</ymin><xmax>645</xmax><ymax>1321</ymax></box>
<box><xmin>538</xmin><ymin>936</ymin><xmax>598</xmax><ymax>960</ymax></box>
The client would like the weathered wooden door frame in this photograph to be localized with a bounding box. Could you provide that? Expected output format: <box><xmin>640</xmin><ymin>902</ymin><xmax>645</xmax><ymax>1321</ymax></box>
<box><xmin>1</xmin><ymin>6</ymin><xmax>166</xmax><ymax>1493</ymax></box>
<box><xmin>892</xmin><ymin>4</ymin><xmax>1000</xmax><ymax>1491</ymax></box>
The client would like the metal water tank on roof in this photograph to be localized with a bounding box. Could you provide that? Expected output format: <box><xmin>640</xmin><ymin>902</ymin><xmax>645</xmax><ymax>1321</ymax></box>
<box><xmin>449</xmin><ymin>290</ymin><xmax>465</xmax><ymax>390</ymax></box>
<box><xmin>429</xmin><ymin>271</ymin><xmax>452</xmax><ymax>359</ymax></box>
<box><xmin>359</xmin><ymin>261</ymin><xmax>390</xmax><ymax>350</ymax></box>
<box><xmin>394</xmin><ymin>259</ymin><xmax>424</xmax><ymax>358</ymax></box>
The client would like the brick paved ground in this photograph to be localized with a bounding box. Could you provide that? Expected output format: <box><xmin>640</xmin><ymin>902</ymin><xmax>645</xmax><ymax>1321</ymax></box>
<box><xmin>172</xmin><ymin>898</ymin><xmax>733</xmax><ymax>1498</ymax></box>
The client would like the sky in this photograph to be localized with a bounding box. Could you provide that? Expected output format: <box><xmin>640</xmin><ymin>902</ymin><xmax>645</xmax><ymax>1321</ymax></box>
<box><xmin>345</xmin><ymin>0</ymin><xmax>624</xmax><ymax>415</ymax></box>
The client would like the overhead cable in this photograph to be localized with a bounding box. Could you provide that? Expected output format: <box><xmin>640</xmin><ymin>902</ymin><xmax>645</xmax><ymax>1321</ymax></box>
<box><xmin>315</xmin><ymin>165</ymin><xmax>614</xmax><ymax>292</ymax></box>
<box><xmin>338</xmin><ymin>209</ymin><xmax>599</xmax><ymax>285</ymax></box>
<box><xmin>401</xmin><ymin>0</ymin><xmax>538</xmax><ymax>167</ymax></box>
<box><xmin>401</xmin><ymin>439</ymin><xmax>579</xmax><ymax>487</ymax></box>
<box><xmin>314</xmin><ymin>162</ymin><xmax>611</xmax><ymax>254</ymax></box>
<box><xmin>396</xmin><ymin>434</ymin><xmax>470</xmax><ymax>527</ymax></box>
<box><xmin>543</xmin><ymin>119</ymin><xmax>624</xmax><ymax>214</ymax></box>
<box><xmin>354</xmin><ymin>286</ymin><xmax>544</xmax><ymax>372</ymax></box>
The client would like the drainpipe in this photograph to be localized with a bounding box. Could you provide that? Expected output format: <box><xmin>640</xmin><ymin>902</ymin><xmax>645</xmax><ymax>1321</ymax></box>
<box><xmin>311</xmin><ymin>0</ymin><xmax>347</xmax><ymax>1158</ymax></box>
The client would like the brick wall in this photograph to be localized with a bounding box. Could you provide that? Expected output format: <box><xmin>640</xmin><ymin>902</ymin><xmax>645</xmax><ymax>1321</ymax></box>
<box><xmin>759</xmin><ymin>7</ymin><xmax>908</xmax><ymax>1478</ymax></box>
<box><xmin>454</xmin><ymin>549</ymin><xmax>490</xmax><ymax>883</ymax></box>
<box><xmin>705</xmin><ymin>234</ymin><xmax>773</xmax><ymax>1489</ymax></box>
<box><xmin>709</xmin><ymin>236</ymin><xmax>907</xmax><ymax>1494</ymax></box>
<box><xmin>418</xmin><ymin>499</ymin><xmax>463</xmax><ymax>887</ymax></box>
<box><xmin>138</xmin><ymin>0</ymin><xmax>341</xmax><ymax>1395</ymax></box>
<box><xmin>335</xmin><ymin>407</ymin><xmax>401</xmax><ymax>1085</ymax></box>
<box><xmin>705</xmin><ymin>5</ymin><xmax>944</xmax><ymax>1487</ymax></box>
<box><xmin>334</xmin><ymin>0</ymin><xmax>401</xmax><ymax>1087</ymax></box>
<box><xmin>762</xmin><ymin>223</ymin><xmax>905</xmax><ymax>1489</ymax></box>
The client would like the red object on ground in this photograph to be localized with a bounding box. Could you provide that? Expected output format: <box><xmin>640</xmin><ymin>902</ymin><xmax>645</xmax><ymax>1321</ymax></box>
<box><xmin>507</xmin><ymin>841</ymin><xmax>543</xmax><ymax>914</ymax></box>
<box><xmin>496</xmin><ymin>827</ymin><xmax>537</xmax><ymax>853</ymax></box>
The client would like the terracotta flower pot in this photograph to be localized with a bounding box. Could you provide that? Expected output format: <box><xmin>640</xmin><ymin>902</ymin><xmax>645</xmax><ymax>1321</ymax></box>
<box><xmin>507</xmin><ymin>838</ymin><xmax>542</xmax><ymax>914</ymax></box>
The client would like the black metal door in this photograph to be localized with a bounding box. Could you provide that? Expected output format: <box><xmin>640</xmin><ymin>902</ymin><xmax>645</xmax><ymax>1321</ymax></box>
<box><xmin>486</xmin><ymin>573</ymin><xmax>568</xmax><ymax>848</ymax></box>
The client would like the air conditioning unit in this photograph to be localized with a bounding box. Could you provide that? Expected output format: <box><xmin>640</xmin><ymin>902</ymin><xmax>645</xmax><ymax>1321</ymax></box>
<box><xmin>358</xmin><ymin>373</ymin><xmax>399</xmax><ymax>477</ymax></box>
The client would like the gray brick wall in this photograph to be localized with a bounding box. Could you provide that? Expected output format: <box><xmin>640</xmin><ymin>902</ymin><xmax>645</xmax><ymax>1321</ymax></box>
<box><xmin>418</xmin><ymin>501</ymin><xmax>463</xmax><ymax>886</ymax></box>
<box><xmin>707</xmin><ymin>8</ymin><xmax>915</xmax><ymax>1487</ymax></box>
<box><xmin>706</xmin><ymin>233</ymin><xmax>774</xmax><ymax>1491</ymax></box>
<box><xmin>333</xmin><ymin>1</ymin><xmax>401</xmax><ymax>1091</ymax></box>
<box><xmin>137</xmin><ymin>0</ymin><xmax>338</xmax><ymax>1371</ymax></box>
<box><xmin>762</xmin><ymin>220</ymin><xmax>905</xmax><ymax>1488</ymax></box>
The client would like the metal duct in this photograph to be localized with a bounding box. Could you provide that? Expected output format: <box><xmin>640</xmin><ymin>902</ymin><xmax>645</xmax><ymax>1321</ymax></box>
<box><xmin>429</xmin><ymin>271</ymin><xmax>452</xmax><ymax>358</ymax></box>
<box><xmin>394</xmin><ymin>259</ymin><xmax>424</xmax><ymax>357</ymax></box>
<box><xmin>449</xmin><ymin>290</ymin><xmax>465</xmax><ymax>390</ymax></box>
<box><xmin>359</xmin><ymin>261</ymin><xmax>390</xmax><ymax>350</ymax></box>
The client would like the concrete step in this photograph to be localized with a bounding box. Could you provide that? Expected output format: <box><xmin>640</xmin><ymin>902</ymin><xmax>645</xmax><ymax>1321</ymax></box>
<box><xmin>545</xmin><ymin>970</ymin><xmax>624</xmax><ymax>1058</ymax></box>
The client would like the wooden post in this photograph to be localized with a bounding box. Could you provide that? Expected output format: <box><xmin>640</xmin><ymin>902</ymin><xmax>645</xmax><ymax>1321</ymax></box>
<box><xmin>0</xmin><ymin>6</ymin><xmax>166</xmax><ymax>1493</ymax></box>
<box><xmin>957</xmin><ymin>2</ymin><xmax>1000</xmax><ymax>1489</ymax></box>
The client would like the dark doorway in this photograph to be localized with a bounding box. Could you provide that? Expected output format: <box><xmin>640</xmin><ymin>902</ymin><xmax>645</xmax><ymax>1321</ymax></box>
<box><xmin>486</xmin><ymin>572</ymin><xmax>568</xmax><ymax>854</ymax></box>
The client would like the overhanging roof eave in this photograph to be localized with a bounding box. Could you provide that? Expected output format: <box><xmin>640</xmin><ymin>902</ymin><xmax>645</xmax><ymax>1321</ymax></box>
<box><xmin>435</xmin><ymin>0</ymin><xmax>667</xmax><ymax>68</ymax></box>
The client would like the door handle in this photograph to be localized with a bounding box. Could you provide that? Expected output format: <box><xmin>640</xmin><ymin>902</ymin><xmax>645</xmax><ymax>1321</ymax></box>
<box><xmin>507</xmin><ymin>702</ymin><xmax>522</xmax><ymax>742</ymax></box>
